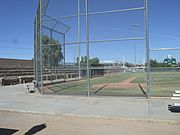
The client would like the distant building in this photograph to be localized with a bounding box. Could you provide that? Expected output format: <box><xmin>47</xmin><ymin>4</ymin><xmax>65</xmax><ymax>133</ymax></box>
<box><xmin>163</xmin><ymin>55</ymin><xmax>176</xmax><ymax>65</ymax></box>
<box><xmin>100</xmin><ymin>60</ymin><xmax>122</xmax><ymax>66</ymax></box>
<box><xmin>0</xmin><ymin>58</ymin><xmax>33</xmax><ymax>68</ymax></box>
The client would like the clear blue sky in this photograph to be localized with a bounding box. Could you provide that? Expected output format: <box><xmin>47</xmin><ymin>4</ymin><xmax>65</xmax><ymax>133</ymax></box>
<box><xmin>0</xmin><ymin>0</ymin><xmax>180</xmax><ymax>64</ymax></box>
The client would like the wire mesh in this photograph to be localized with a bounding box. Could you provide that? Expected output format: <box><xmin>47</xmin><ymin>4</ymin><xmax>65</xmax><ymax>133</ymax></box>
<box><xmin>34</xmin><ymin>0</ymin><xmax>150</xmax><ymax>97</ymax></box>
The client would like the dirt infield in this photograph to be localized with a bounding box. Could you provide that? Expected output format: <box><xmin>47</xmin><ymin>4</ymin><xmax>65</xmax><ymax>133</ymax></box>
<box><xmin>93</xmin><ymin>77</ymin><xmax>146</xmax><ymax>89</ymax></box>
<box><xmin>43</xmin><ymin>86</ymin><xmax>55</xmax><ymax>94</ymax></box>
<box><xmin>0</xmin><ymin>110</ymin><xmax>180</xmax><ymax>135</ymax></box>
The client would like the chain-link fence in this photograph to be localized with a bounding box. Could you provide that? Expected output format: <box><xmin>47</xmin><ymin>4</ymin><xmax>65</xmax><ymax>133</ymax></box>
<box><xmin>34</xmin><ymin>0</ymin><xmax>151</xmax><ymax>97</ymax></box>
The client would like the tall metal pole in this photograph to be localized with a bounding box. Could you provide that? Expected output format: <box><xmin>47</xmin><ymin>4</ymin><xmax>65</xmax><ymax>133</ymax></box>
<box><xmin>36</xmin><ymin>16</ymin><xmax>38</xmax><ymax>85</ymax></box>
<box><xmin>50</xmin><ymin>29</ymin><xmax>53</xmax><ymax>84</ymax></box>
<box><xmin>145</xmin><ymin>0</ymin><xmax>150</xmax><ymax>98</ymax></box>
<box><xmin>86</xmin><ymin>0</ymin><xmax>90</xmax><ymax>97</ymax></box>
<box><xmin>63</xmin><ymin>34</ymin><xmax>66</xmax><ymax>82</ymax></box>
<box><xmin>78</xmin><ymin>0</ymin><xmax>81</xmax><ymax>79</ymax></box>
<box><xmin>131</xmin><ymin>24</ymin><xmax>139</xmax><ymax>67</ymax></box>
<box><xmin>40</xmin><ymin>0</ymin><xmax>43</xmax><ymax>94</ymax></box>
<box><xmin>135</xmin><ymin>43</ymin><xmax>136</xmax><ymax>66</ymax></box>
<box><xmin>34</xmin><ymin>18</ymin><xmax>36</xmax><ymax>82</ymax></box>
<box><xmin>34</xmin><ymin>15</ymin><xmax>38</xmax><ymax>84</ymax></box>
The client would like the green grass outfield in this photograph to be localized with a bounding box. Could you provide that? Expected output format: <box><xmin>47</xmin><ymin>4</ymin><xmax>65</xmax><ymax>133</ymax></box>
<box><xmin>48</xmin><ymin>72</ymin><xmax>180</xmax><ymax>97</ymax></box>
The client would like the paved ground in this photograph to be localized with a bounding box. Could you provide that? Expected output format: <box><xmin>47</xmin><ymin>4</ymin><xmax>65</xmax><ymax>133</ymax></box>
<box><xmin>0</xmin><ymin>84</ymin><xmax>180</xmax><ymax>120</ymax></box>
<box><xmin>1</xmin><ymin>110</ymin><xmax>180</xmax><ymax>135</ymax></box>
<box><xmin>0</xmin><ymin>84</ymin><xmax>180</xmax><ymax>134</ymax></box>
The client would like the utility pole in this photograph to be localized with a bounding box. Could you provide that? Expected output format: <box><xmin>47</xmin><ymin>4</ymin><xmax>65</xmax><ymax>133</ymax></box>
<box><xmin>131</xmin><ymin>24</ymin><xmax>139</xmax><ymax>67</ymax></box>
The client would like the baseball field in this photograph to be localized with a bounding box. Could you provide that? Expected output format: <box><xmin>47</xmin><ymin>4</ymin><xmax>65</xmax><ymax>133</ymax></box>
<box><xmin>46</xmin><ymin>71</ymin><xmax>180</xmax><ymax>97</ymax></box>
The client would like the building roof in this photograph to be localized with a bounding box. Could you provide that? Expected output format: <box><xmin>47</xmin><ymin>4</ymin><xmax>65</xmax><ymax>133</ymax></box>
<box><xmin>0</xmin><ymin>58</ymin><xmax>33</xmax><ymax>67</ymax></box>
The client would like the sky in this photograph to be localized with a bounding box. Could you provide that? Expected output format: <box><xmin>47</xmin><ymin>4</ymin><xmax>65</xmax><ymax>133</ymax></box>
<box><xmin>0</xmin><ymin>0</ymin><xmax>180</xmax><ymax>64</ymax></box>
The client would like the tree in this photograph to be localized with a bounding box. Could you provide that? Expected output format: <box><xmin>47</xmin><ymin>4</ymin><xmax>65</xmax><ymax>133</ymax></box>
<box><xmin>89</xmin><ymin>57</ymin><xmax>99</xmax><ymax>65</ymax></box>
<box><xmin>148</xmin><ymin>59</ymin><xmax>169</xmax><ymax>67</ymax></box>
<box><xmin>82</xmin><ymin>56</ymin><xmax>87</xmax><ymax>64</ymax></box>
<box><xmin>76</xmin><ymin>56</ymin><xmax>100</xmax><ymax>65</ymax></box>
<box><xmin>150</xmin><ymin>59</ymin><xmax>158</xmax><ymax>67</ymax></box>
<box><xmin>125</xmin><ymin>62</ymin><xmax>134</xmax><ymax>67</ymax></box>
<box><xmin>42</xmin><ymin>35</ymin><xmax>63</xmax><ymax>68</ymax></box>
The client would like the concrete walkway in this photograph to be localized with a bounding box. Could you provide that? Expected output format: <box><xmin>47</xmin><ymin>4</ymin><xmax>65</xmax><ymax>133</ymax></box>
<box><xmin>0</xmin><ymin>84</ymin><xmax>180</xmax><ymax>121</ymax></box>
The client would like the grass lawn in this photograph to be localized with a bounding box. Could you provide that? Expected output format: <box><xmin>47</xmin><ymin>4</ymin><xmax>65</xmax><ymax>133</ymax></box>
<box><xmin>47</xmin><ymin>72</ymin><xmax>180</xmax><ymax>97</ymax></box>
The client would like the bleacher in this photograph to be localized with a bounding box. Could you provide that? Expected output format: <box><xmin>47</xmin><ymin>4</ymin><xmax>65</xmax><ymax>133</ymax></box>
<box><xmin>0</xmin><ymin>58</ymin><xmax>34</xmax><ymax>86</ymax></box>
<box><xmin>0</xmin><ymin>67</ymin><xmax>34</xmax><ymax>85</ymax></box>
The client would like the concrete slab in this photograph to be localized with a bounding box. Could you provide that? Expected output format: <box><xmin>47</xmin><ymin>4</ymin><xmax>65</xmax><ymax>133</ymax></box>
<box><xmin>0</xmin><ymin>84</ymin><xmax>180</xmax><ymax>121</ymax></box>
<box><xmin>171</xmin><ymin>97</ymin><xmax>180</xmax><ymax>100</ymax></box>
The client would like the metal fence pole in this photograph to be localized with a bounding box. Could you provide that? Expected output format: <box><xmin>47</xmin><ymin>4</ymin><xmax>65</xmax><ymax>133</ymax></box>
<box><xmin>86</xmin><ymin>0</ymin><xmax>90</xmax><ymax>97</ymax></box>
<box><xmin>34</xmin><ymin>15</ymin><xmax>37</xmax><ymax>84</ymax></box>
<box><xmin>34</xmin><ymin>18</ymin><xmax>36</xmax><ymax>82</ymax></box>
<box><xmin>36</xmin><ymin>16</ymin><xmax>38</xmax><ymax>88</ymax></box>
<box><xmin>63</xmin><ymin>34</ymin><xmax>66</xmax><ymax>82</ymax></box>
<box><xmin>78</xmin><ymin>0</ymin><xmax>81</xmax><ymax>79</ymax></box>
<box><xmin>50</xmin><ymin>29</ymin><xmax>53</xmax><ymax>84</ymax></box>
<box><xmin>40</xmin><ymin>0</ymin><xmax>43</xmax><ymax>94</ymax></box>
<box><xmin>145</xmin><ymin>0</ymin><xmax>150</xmax><ymax>98</ymax></box>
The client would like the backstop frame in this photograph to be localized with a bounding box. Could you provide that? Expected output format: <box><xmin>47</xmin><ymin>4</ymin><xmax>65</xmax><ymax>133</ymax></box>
<box><xmin>34</xmin><ymin>0</ymin><xmax>151</xmax><ymax>98</ymax></box>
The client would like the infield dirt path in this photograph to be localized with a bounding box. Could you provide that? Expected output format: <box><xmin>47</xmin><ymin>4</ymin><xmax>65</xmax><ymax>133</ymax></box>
<box><xmin>93</xmin><ymin>77</ymin><xmax>146</xmax><ymax>89</ymax></box>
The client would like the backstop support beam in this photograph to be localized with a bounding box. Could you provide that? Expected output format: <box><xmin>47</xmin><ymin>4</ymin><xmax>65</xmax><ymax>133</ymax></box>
<box><xmin>42</xmin><ymin>7</ymin><xmax>145</xmax><ymax>21</ymax></box>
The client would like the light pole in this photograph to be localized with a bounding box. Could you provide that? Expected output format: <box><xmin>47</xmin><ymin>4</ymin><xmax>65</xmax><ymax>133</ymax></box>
<box><xmin>131</xmin><ymin>24</ymin><xmax>139</xmax><ymax>67</ymax></box>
